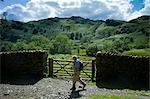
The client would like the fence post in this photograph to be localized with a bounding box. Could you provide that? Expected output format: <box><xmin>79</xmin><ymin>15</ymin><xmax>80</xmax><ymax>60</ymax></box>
<box><xmin>92</xmin><ymin>60</ymin><xmax>95</xmax><ymax>82</ymax></box>
<box><xmin>49</xmin><ymin>58</ymin><xmax>53</xmax><ymax>77</ymax></box>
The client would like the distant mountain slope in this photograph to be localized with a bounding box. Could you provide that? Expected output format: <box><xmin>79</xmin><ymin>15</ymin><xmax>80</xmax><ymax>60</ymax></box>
<box><xmin>0</xmin><ymin>15</ymin><xmax>150</xmax><ymax>53</ymax></box>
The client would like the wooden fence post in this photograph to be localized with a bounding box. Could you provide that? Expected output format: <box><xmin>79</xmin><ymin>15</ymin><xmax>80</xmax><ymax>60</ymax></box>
<box><xmin>92</xmin><ymin>60</ymin><xmax>95</xmax><ymax>82</ymax></box>
<box><xmin>49</xmin><ymin>58</ymin><xmax>53</xmax><ymax>77</ymax></box>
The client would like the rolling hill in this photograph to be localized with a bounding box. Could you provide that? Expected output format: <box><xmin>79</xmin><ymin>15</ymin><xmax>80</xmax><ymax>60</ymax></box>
<box><xmin>0</xmin><ymin>15</ymin><xmax>150</xmax><ymax>55</ymax></box>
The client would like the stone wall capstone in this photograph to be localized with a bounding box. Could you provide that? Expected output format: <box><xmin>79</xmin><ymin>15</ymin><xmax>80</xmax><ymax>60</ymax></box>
<box><xmin>96</xmin><ymin>52</ymin><xmax>150</xmax><ymax>90</ymax></box>
<box><xmin>0</xmin><ymin>51</ymin><xmax>48</xmax><ymax>81</ymax></box>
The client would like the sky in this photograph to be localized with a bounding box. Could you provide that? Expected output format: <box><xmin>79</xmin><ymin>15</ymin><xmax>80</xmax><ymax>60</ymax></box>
<box><xmin>0</xmin><ymin>0</ymin><xmax>149</xmax><ymax>22</ymax></box>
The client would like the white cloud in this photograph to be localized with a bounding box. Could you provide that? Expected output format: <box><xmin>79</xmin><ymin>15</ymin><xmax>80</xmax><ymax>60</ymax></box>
<box><xmin>58</xmin><ymin>0</ymin><xmax>133</xmax><ymax>20</ymax></box>
<box><xmin>1</xmin><ymin>0</ymin><xmax>60</xmax><ymax>21</ymax></box>
<box><xmin>126</xmin><ymin>0</ymin><xmax>150</xmax><ymax>21</ymax></box>
<box><xmin>127</xmin><ymin>11</ymin><xmax>141</xmax><ymax>21</ymax></box>
<box><xmin>58</xmin><ymin>0</ymin><xmax>82</xmax><ymax>8</ymax></box>
<box><xmin>0</xmin><ymin>0</ymin><xmax>149</xmax><ymax>22</ymax></box>
<box><xmin>140</xmin><ymin>1</ymin><xmax>150</xmax><ymax>15</ymax></box>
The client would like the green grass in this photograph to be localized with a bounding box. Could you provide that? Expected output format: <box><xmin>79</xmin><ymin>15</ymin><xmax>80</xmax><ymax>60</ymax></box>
<box><xmin>122</xmin><ymin>49</ymin><xmax>150</xmax><ymax>56</ymax></box>
<box><xmin>125</xmin><ymin>90</ymin><xmax>150</xmax><ymax>97</ymax></box>
<box><xmin>78</xmin><ymin>56</ymin><xmax>95</xmax><ymax>61</ymax></box>
<box><xmin>88</xmin><ymin>94</ymin><xmax>141</xmax><ymax>99</ymax></box>
<box><xmin>71</xmin><ymin>49</ymin><xmax>86</xmax><ymax>55</ymax></box>
<box><xmin>86</xmin><ymin>81</ymin><xmax>96</xmax><ymax>86</ymax></box>
<box><xmin>48</xmin><ymin>54</ymin><xmax>95</xmax><ymax>61</ymax></box>
<box><xmin>48</xmin><ymin>54</ymin><xmax>71</xmax><ymax>59</ymax></box>
<box><xmin>80</xmin><ymin>49</ymin><xmax>87</xmax><ymax>55</ymax></box>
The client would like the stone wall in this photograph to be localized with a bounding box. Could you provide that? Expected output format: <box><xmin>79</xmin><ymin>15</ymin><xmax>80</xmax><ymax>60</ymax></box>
<box><xmin>0</xmin><ymin>51</ymin><xmax>48</xmax><ymax>81</ymax></box>
<box><xmin>96</xmin><ymin>52</ymin><xmax>150</xmax><ymax>90</ymax></box>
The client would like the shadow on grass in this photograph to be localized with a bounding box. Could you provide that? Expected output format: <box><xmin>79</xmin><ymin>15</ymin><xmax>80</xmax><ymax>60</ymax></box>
<box><xmin>96</xmin><ymin>80</ymin><xmax>149</xmax><ymax>90</ymax></box>
<box><xmin>0</xmin><ymin>74</ymin><xmax>43</xmax><ymax>85</ymax></box>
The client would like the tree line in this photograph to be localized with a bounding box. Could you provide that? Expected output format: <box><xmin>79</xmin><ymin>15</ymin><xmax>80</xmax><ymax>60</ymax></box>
<box><xmin>1</xmin><ymin>34</ymin><xmax>74</xmax><ymax>54</ymax></box>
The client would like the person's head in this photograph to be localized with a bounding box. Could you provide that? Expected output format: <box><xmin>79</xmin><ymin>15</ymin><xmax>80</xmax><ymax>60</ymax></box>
<box><xmin>72</xmin><ymin>55</ymin><xmax>77</xmax><ymax>61</ymax></box>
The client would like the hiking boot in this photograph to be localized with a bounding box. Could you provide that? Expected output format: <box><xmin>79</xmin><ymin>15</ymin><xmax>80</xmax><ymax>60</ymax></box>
<box><xmin>70</xmin><ymin>87</ymin><xmax>76</xmax><ymax>91</ymax></box>
<box><xmin>82</xmin><ymin>84</ymin><xmax>86</xmax><ymax>89</ymax></box>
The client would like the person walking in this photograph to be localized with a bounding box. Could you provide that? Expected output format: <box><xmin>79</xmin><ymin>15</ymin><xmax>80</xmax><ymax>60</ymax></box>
<box><xmin>70</xmin><ymin>55</ymin><xmax>86</xmax><ymax>90</ymax></box>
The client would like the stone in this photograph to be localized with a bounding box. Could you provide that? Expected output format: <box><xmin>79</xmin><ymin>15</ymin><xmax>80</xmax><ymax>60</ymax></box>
<box><xmin>96</xmin><ymin>52</ymin><xmax>149</xmax><ymax>90</ymax></box>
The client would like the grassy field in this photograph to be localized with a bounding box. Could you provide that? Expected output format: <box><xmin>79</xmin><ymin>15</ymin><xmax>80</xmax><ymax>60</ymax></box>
<box><xmin>88</xmin><ymin>94</ymin><xmax>141</xmax><ymax>99</ymax></box>
<box><xmin>48</xmin><ymin>53</ymin><xmax>95</xmax><ymax>61</ymax></box>
<box><xmin>71</xmin><ymin>49</ymin><xmax>87</xmax><ymax>55</ymax></box>
<box><xmin>88</xmin><ymin>89</ymin><xmax>150</xmax><ymax>99</ymax></box>
<box><xmin>126</xmin><ymin>90</ymin><xmax>150</xmax><ymax>97</ymax></box>
<box><xmin>122</xmin><ymin>49</ymin><xmax>150</xmax><ymax>56</ymax></box>
<box><xmin>48</xmin><ymin>47</ymin><xmax>150</xmax><ymax>61</ymax></box>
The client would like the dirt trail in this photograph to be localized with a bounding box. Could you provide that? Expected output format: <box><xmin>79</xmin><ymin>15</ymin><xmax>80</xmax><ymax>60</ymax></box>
<box><xmin>0</xmin><ymin>78</ymin><xmax>149</xmax><ymax>99</ymax></box>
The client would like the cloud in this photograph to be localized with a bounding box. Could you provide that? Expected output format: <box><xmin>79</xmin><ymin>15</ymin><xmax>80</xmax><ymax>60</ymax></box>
<box><xmin>140</xmin><ymin>0</ymin><xmax>150</xmax><ymax>15</ymax></box>
<box><xmin>126</xmin><ymin>0</ymin><xmax>150</xmax><ymax>21</ymax></box>
<box><xmin>1</xmin><ymin>0</ymin><xmax>60</xmax><ymax>21</ymax></box>
<box><xmin>0</xmin><ymin>0</ymin><xmax>149</xmax><ymax>22</ymax></box>
<box><xmin>57</xmin><ymin>0</ymin><xmax>133</xmax><ymax>20</ymax></box>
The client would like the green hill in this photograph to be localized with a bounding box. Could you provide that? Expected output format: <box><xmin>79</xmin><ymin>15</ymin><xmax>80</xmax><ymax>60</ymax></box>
<box><xmin>0</xmin><ymin>15</ymin><xmax>149</xmax><ymax>55</ymax></box>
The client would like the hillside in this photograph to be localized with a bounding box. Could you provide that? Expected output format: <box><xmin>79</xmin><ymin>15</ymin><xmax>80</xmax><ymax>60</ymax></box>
<box><xmin>0</xmin><ymin>16</ymin><xmax>150</xmax><ymax>55</ymax></box>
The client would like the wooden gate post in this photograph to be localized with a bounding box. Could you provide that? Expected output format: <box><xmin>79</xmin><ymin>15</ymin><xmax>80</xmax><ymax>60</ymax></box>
<box><xmin>92</xmin><ymin>60</ymin><xmax>95</xmax><ymax>82</ymax></box>
<box><xmin>49</xmin><ymin>58</ymin><xmax>53</xmax><ymax>77</ymax></box>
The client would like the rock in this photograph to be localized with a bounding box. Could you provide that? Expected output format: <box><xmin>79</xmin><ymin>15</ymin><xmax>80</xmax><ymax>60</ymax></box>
<box><xmin>4</xmin><ymin>93</ymin><xmax>9</xmax><ymax>96</ymax></box>
<box><xmin>58</xmin><ymin>92</ymin><xmax>61</xmax><ymax>95</ymax></box>
<box><xmin>46</xmin><ymin>85</ymin><xmax>51</xmax><ymax>88</ymax></box>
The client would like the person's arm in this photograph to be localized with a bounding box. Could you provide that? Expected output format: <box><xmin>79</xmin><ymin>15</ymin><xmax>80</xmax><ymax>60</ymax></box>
<box><xmin>71</xmin><ymin>62</ymin><xmax>74</xmax><ymax>69</ymax></box>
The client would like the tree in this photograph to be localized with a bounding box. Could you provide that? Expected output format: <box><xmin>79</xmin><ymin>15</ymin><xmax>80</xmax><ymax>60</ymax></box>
<box><xmin>86</xmin><ymin>44</ymin><xmax>98</xmax><ymax>56</ymax></box>
<box><xmin>79</xmin><ymin>33</ymin><xmax>82</xmax><ymax>39</ymax></box>
<box><xmin>1</xmin><ymin>41</ymin><xmax>13</xmax><ymax>51</ymax></box>
<box><xmin>52</xmin><ymin>35</ymin><xmax>73</xmax><ymax>54</ymax></box>
<box><xmin>11</xmin><ymin>35</ymin><xmax>52</xmax><ymax>51</ymax></box>
<box><xmin>32</xmin><ymin>29</ymin><xmax>38</xmax><ymax>34</ymax></box>
<box><xmin>70</xmin><ymin>33</ymin><xmax>75</xmax><ymax>40</ymax></box>
<box><xmin>1</xmin><ymin>12</ymin><xmax>7</xmax><ymax>20</ymax></box>
<box><xmin>81</xmin><ymin>35</ymin><xmax>91</xmax><ymax>43</ymax></box>
<box><xmin>30</xmin><ymin>35</ymin><xmax>51</xmax><ymax>50</ymax></box>
<box><xmin>11</xmin><ymin>40</ymin><xmax>28</xmax><ymax>51</ymax></box>
<box><xmin>75</xmin><ymin>32</ymin><xmax>79</xmax><ymax>40</ymax></box>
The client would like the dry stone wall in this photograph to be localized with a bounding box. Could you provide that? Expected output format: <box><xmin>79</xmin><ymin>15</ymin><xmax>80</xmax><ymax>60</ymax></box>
<box><xmin>96</xmin><ymin>52</ymin><xmax>149</xmax><ymax>90</ymax></box>
<box><xmin>0</xmin><ymin>51</ymin><xmax>48</xmax><ymax>81</ymax></box>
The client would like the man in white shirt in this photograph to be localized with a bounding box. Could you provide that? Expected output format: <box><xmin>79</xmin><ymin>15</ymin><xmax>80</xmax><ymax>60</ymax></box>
<box><xmin>70</xmin><ymin>55</ymin><xmax>86</xmax><ymax>90</ymax></box>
